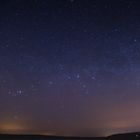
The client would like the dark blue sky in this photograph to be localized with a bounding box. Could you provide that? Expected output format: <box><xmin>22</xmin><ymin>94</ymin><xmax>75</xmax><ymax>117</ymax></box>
<box><xmin>0</xmin><ymin>0</ymin><xmax>140</xmax><ymax>136</ymax></box>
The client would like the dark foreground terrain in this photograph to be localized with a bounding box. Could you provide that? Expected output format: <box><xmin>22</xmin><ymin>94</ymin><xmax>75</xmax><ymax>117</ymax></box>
<box><xmin>1</xmin><ymin>132</ymin><xmax>140</xmax><ymax>140</ymax></box>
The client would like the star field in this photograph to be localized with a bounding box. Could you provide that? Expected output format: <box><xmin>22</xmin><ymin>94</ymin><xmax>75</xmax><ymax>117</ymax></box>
<box><xmin>0</xmin><ymin>0</ymin><xmax>140</xmax><ymax>137</ymax></box>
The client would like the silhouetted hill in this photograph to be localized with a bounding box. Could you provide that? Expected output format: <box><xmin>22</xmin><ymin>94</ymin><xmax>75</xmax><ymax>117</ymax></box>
<box><xmin>0</xmin><ymin>134</ymin><xmax>105</xmax><ymax>140</ymax></box>
<box><xmin>107</xmin><ymin>132</ymin><xmax>140</xmax><ymax>140</ymax></box>
<box><xmin>1</xmin><ymin>132</ymin><xmax>140</xmax><ymax>140</ymax></box>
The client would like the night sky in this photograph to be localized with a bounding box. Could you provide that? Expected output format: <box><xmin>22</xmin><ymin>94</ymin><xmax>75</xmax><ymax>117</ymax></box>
<box><xmin>1</xmin><ymin>0</ymin><xmax>140</xmax><ymax>137</ymax></box>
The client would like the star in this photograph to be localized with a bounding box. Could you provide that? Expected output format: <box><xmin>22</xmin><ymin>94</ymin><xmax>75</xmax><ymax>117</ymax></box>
<box><xmin>76</xmin><ymin>74</ymin><xmax>80</xmax><ymax>79</ymax></box>
<box><xmin>134</xmin><ymin>39</ymin><xmax>137</xmax><ymax>42</ymax></box>
<box><xmin>91</xmin><ymin>76</ymin><xmax>96</xmax><ymax>80</ymax></box>
<box><xmin>17</xmin><ymin>90</ymin><xmax>23</xmax><ymax>94</ymax></box>
<box><xmin>49</xmin><ymin>81</ymin><xmax>53</xmax><ymax>85</ymax></box>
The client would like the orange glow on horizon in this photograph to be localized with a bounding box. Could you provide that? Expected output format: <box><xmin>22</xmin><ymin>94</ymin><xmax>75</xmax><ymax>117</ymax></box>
<box><xmin>0</xmin><ymin>122</ymin><xmax>26</xmax><ymax>134</ymax></box>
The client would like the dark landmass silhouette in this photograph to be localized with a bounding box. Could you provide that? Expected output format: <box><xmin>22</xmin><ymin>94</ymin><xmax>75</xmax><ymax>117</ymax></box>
<box><xmin>0</xmin><ymin>134</ymin><xmax>104</xmax><ymax>140</ymax></box>
<box><xmin>107</xmin><ymin>132</ymin><xmax>140</xmax><ymax>139</ymax></box>
<box><xmin>0</xmin><ymin>132</ymin><xmax>140</xmax><ymax>140</ymax></box>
